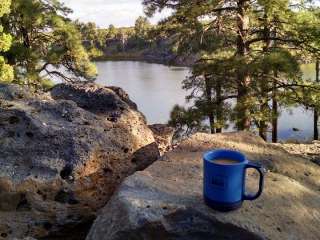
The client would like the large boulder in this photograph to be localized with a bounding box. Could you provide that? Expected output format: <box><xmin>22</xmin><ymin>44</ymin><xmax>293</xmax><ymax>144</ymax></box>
<box><xmin>87</xmin><ymin>132</ymin><xmax>320</xmax><ymax>240</ymax></box>
<box><xmin>0</xmin><ymin>83</ymin><xmax>159</xmax><ymax>239</ymax></box>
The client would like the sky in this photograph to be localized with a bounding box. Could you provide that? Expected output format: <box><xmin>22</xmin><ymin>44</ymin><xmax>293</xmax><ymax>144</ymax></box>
<box><xmin>61</xmin><ymin>0</ymin><xmax>171</xmax><ymax>28</ymax></box>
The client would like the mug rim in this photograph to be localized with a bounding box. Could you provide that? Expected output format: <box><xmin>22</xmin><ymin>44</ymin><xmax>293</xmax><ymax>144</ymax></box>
<box><xmin>203</xmin><ymin>149</ymin><xmax>248</xmax><ymax>166</ymax></box>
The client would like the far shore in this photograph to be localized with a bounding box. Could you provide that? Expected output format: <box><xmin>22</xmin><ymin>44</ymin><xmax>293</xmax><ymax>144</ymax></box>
<box><xmin>92</xmin><ymin>53</ymin><xmax>194</xmax><ymax>67</ymax></box>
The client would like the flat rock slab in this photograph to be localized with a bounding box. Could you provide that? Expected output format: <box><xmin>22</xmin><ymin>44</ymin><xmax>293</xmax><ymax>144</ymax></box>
<box><xmin>87</xmin><ymin>132</ymin><xmax>320</xmax><ymax>240</ymax></box>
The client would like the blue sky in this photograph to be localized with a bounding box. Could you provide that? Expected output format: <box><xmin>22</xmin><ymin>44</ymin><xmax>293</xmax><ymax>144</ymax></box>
<box><xmin>61</xmin><ymin>0</ymin><xmax>170</xmax><ymax>28</ymax></box>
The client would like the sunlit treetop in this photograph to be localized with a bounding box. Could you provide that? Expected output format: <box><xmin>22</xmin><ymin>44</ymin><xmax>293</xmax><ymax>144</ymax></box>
<box><xmin>3</xmin><ymin>0</ymin><xmax>97</xmax><ymax>87</ymax></box>
<box><xmin>0</xmin><ymin>0</ymin><xmax>14</xmax><ymax>83</ymax></box>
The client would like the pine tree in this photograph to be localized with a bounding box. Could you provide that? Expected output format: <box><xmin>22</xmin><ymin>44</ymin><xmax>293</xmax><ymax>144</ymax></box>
<box><xmin>76</xmin><ymin>21</ymin><xmax>105</xmax><ymax>58</ymax></box>
<box><xmin>135</xmin><ymin>16</ymin><xmax>151</xmax><ymax>39</ymax></box>
<box><xmin>3</xmin><ymin>0</ymin><xmax>97</xmax><ymax>88</ymax></box>
<box><xmin>106</xmin><ymin>24</ymin><xmax>117</xmax><ymax>39</ymax></box>
<box><xmin>143</xmin><ymin>0</ymin><xmax>320</xmax><ymax>141</ymax></box>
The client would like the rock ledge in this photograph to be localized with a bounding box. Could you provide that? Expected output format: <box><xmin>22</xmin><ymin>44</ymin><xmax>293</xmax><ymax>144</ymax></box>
<box><xmin>87</xmin><ymin>132</ymin><xmax>320</xmax><ymax>240</ymax></box>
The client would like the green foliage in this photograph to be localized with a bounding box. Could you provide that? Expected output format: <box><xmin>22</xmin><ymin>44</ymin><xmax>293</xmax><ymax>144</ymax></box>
<box><xmin>135</xmin><ymin>16</ymin><xmax>151</xmax><ymax>39</ymax></box>
<box><xmin>76</xmin><ymin>21</ymin><xmax>105</xmax><ymax>58</ymax></box>
<box><xmin>168</xmin><ymin>105</ymin><xmax>208</xmax><ymax>138</ymax></box>
<box><xmin>0</xmin><ymin>27</ymin><xmax>11</xmax><ymax>52</ymax></box>
<box><xmin>87</xmin><ymin>16</ymin><xmax>157</xmax><ymax>56</ymax></box>
<box><xmin>0</xmin><ymin>0</ymin><xmax>11</xmax><ymax>16</ymax></box>
<box><xmin>133</xmin><ymin>16</ymin><xmax>152</xmax><ymax>49</ymax></box>
<box><xmin>40</xmin><ymin>78</ymin><xmax>55</xmax><ymax>91</ymax></box>
<box><xmin>3</xmin><ymin>0</ymin><xmax>97</xmax><ymax>87</ymax></box>
<box><xmin>107</xmin><ymin>24</ymin><xmax>117</xmax><ymax>39</ymax></box>
<box><xmin>0</xmin><ymin>0</ymin><xmax>13</xmax><ymax>83</ymax></box>
<box><xmin>144</xmin><ymin>0</ymin><xmax>320</xmax><ymax>140</ymax></box>
<box><xmin>0</xmin><ymin>56</ymin><xmax>13</xmax><ymax>83</ymax></box>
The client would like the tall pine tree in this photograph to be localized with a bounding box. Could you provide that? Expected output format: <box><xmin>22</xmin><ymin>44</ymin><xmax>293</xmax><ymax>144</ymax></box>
<box><xmin>144</xmin><ymin>0</ymin><xmax>320</xmax><ymax>141</ymax></box>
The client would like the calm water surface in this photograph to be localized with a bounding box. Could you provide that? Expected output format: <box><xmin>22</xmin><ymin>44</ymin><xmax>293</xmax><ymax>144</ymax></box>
<box><xmin>96</xmin><ymin>61</ymin><xmax>315</xmax><ymax>141</ymax></box>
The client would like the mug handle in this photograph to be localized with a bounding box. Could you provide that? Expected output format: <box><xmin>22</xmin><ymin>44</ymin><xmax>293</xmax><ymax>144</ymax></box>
<box><xmin>243</xmin><ymin>162</ymin><xmax>264</xmax><ymax>201</ymax></box>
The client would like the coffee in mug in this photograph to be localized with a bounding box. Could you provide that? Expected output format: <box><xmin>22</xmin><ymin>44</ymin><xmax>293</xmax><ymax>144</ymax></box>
<box><xmin>213</xmin><ymin>159</ymin><xmax>240</xmax><ymax>165</ymax></box>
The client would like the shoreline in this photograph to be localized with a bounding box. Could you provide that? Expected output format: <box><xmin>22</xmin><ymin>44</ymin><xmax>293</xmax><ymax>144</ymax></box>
<box><xmin>92</xmin><ymin>53</ymin><xmax>194</xmax><ymax>67</ymax></box>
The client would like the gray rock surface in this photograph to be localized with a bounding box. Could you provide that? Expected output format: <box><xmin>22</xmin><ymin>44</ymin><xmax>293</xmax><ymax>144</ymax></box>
<box><xmin>275</xmin><ymin>141</ymin><xmax>320</xmax><ymax>166</ymax></box>
<box><xmin>87</xmin><ymin>132</ymin><xmax>320</xmax><ymax>240</ymax></box>
<box><xmin>0</xmin><ymin>83</ymin><xmax>159</xmax><ymax>239</ymax></box>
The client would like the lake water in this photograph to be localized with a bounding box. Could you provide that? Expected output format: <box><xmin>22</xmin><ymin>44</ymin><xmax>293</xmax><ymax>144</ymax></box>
<box><xmin>95</xmin><ymin>61</ymin><xmax>315</xmax><ymax>141</ymax></box>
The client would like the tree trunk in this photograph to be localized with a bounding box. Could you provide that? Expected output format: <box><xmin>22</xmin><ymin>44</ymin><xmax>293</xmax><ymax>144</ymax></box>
<box><xmin>205</xmin><ymin>76</ymin><xmax>215</xmax><ymax>134</ymax></box>
<box><xmin>259</xmin><ymin>90</ymin><xmax>269</xmax><ymax>141</ymax></box>
<box><xmin>314</xmin><ymin>59</ymin><xmax>319</xmax><ymax>140</ymax></box>
<box><xmin>216</xmin><ymin>79</ymin><xmax>223</xmax><ymax>133</ymax></box>
<box><xmin>259</xmin><ymin>12</ymin><xmax>272</xmax><ymax>141</ymax></box>
<box><xmin>236</xmin><ymin>0</ymin><xmax>251</xmax><ymax>130</ymax></box>
<box><xmin>314</xmin><ymin>110</ymin><xmax>319</xmax><ymax>140</ymax></box>
<box><xmin>21</xmin><ymin>26</ymin><xmax>30</xmax><ymax>48</ymax></box>
<box><xmin>259</xmin><ymin>111</ymin><xmax>268</xmax><ymax>141</ymax></box>
<box><xmin>272</xmin><ymin>74</ymin><xmax>278</xmax><ymax>143</ymax></box>
<box><xmin>214</xmin><ymin>14</ymin><xmax>223</xmax><ymax>133</ymax></box>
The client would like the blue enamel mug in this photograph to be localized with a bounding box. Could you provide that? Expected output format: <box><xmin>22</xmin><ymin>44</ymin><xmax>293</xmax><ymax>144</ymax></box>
<box><xmin>203</xmin><ymin>149</ymin><xmax>264</xmax><ymax>211</ymax></box>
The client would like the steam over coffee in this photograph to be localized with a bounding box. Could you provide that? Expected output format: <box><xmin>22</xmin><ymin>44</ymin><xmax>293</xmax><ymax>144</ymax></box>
<box><xmin>213</xmin><ymin>159</ymin><xmax>240</xmax><ymax>165</ymax></box>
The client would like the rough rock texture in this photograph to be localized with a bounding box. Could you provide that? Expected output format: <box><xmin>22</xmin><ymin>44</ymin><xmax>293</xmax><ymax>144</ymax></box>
<box><xmin>275</xmin><ymin>141</ymin><xmax>320</xmax><ymax>166</ymax></box>
<box><xmin>87</xmin><ymin>132</ymin><xmax>320</xmax><ymax>240</ymax></box>
<box><xmin>0</xmin><ymin>83</ymin><xmax>159</xmax><ymax>239</ymax></box>
<box><xmin>149</xmin><ymin>124</ymin><xmax>174</xmax><ymax>155</ymax></box>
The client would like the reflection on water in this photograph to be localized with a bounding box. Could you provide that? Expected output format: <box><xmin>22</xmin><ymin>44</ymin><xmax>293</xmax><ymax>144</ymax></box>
<box><xmin>278</xmin><ymin>107</ymin><xmax>313</xmax><ymax>141</ymax></box>
<box><xmin>96</xmin><ymin>61</ymin><xmax>315</xmax><ymax>141</ymax></box>
<box><xmin>96</xmin><ymin>61</ymin><xmax>189</xmax><ymax>124</ymax></box>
